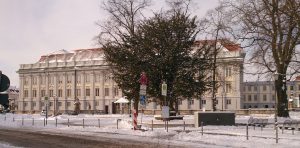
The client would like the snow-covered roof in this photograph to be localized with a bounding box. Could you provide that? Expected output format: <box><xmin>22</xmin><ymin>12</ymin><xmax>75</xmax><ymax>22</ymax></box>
<box><xmin>194</xmin><ymin>39</ymin><xmax>242</xmax><ymax>52</ymax></box>
<box><xmin>37</xmin><ymin>48</ymin><xmax>103</xmax><ymax>63</ymax></box>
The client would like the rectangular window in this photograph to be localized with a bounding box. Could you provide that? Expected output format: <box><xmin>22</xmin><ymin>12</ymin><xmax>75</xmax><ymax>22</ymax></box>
<box><xmin>272</xmin><ymin>95</ymin><xmax>275</xmax><ymax>101</ymax></box>
<box><xmin>105</xmin><ymin>88</ymin><xmax>109</xmax><ymax>96</ymax></box>
<box><xmin>67</xmin><ymin>89</ymin><xmax>71</xmax><ymax>97</ymax></box>
<box><xmin>254</xmin><ymin>95</ymin><xmax>258</xmax><ymax>101</ymax></box>
<box><xmin>225</xmin><ymin>67</ymin><xmax>232</xmax><ymax>77</ymax></box>
<box><xmin>49</xmin><ymin>102</ymin><xmax>53</xmax><ymax>106</ymax></box>
<box><xmin>58</xmin><ymin>102</ymin><xmax>62</xmax><ymax>106</ymax></box>
<box><xmin>32</xmin><ymin>89</ymin><xmax>37</xmax><ymax>97</ymax></box>
<box><xmin>95</xmin><ymin>88</ymin><xmax>100</xmax><ymax>96</ymax></box>
<box><xmin>24</xmin><ymin>102</ymin><xmax>28</xmax><ymax>107</ymax></box>
<box><xmin>226</xmin><ymin>99</ymin><xmax>231</xmax><ymax>105</ymax></box>
<box><xmin>189</xmin><ymin>99</ymin><xmax>194</xmax><ymax>105</ymax></box>
<box><xmin>114</xmin><ymin>87</ymin><xmax>119</xmax><ymax>96</ymax></box>
<box><xmin>254</xmin><ymin>86</ymin><xmax>257</xmax><ymax>91</ymax></box>
<box><xmin>263</xmin><ymin>95</ymin><xmax>267</xmax><ymax>101</ymax></box>
<box><xmin>95</xmin><ymin>101</ymin><xmax>99</xmax><ymax>106</ymax></box>
<box><xmin>248</xmin><ymin>95</ymin><xmax>252</xmax><ymax>101</ymax></box>
<box><xmin>86</xmin><ymin>88</ymin><xmax>90</xmax><ymax>96</ymax></box>
<box><xmin>41</xmin><ymin>102</ymin><xmax>44</xmax><ymax>106</ymax></box>
<box><xmin>178</xmin><ymin>99</ymin><xmax>182</xmax><ymax>105</ymax></box>
<box><xmin>32</xmin><ymin>102</ymin><xmax>36</xmax><ymax>107</ymax></box>
<box><xmin>24</xmin><ymin>90</ymin><xmax>29</xmax><ymax>97</ymax></box>
<box><xmin>41</xmin><ymin>90</ymin><xmax>46</xmax><ymax>97</ymax></box>
<box><xmin>290</xmin><ymin>85</ymin><xmax>294</xmax><ymax>91</ymax></box>
<box><xmin>263</xmin><ymin>85</ymin><xmax>267</xmax><ymax>91</ymax></box>
<box><xmin>226</xmin><ymin>83</ymin><xmax>232</xmax><ymax>93</ymax></box>
<box><xmin>49</xmin><ymin>90</ymin><xmax>54</xmax><ymax>97</ymax></box>
<box><xmin>298</xmin><ymin>85</ymin><xmax>300</xmax><ymax>91</ymax></box>
<box><xmin>67</xmin><ymin>102</ymin><xmax>71</xmax><ymax>107</ymax></box>
<box><xmin>248</xmin><ymin>86</ymin><xmax>252</xmax><ymax>91</ymax></box>
<box><xmin>201</xmin><ymin>100</ymin><xmax>206</xmax><ymax>105</ymax></box>
<box><xmin>58</xmin><ymin>89</ymin><xmax>63</xmax><ymax>97</ymax></box>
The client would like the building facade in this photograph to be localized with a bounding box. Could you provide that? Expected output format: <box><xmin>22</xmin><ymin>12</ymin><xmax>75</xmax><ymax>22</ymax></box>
<box><xmin>17</xmin><ymin>41</ymin><xmax>245</xmax><ymax>114</ymax></box>
<box><xmin>17</xmin><ymin>49</ymin><xmax>122</xmax><ymax>114</ymax></box>
<box><xmin>241</xmin><ymin>78</ymin><xmax>300</xmax><ymax>109</ymax></box>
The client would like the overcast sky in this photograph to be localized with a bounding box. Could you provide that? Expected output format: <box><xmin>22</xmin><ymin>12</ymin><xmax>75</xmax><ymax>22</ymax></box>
<box><xmin>0</xmin><ymin>0</ymin><xmax>220</xmax><ymax>87</ymax></box>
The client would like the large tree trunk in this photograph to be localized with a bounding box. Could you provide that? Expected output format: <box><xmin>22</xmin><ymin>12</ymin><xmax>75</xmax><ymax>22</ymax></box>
<box><xmin>275</xmin><ymin>75</ymin><xmax>289</xmax><ymax>117</ymax></box>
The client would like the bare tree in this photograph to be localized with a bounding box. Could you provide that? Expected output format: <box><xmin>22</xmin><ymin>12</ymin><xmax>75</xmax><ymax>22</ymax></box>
<box><xmin>225</xmin><ymin>0</ymin><xmax>300</xmax><ymax>117</ymax></box>
<box><xmin>97</xmin><ymin>0</ymin><xmax>151</xmax><ymax>115</ymax></box>
<box><xmin>200</xmin><ymin>4</ymin><xmax>244</xmax><ymax>111</ymax></box>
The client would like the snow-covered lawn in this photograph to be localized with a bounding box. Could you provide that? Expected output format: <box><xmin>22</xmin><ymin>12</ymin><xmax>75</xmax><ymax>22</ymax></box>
<box><xmin>0</xmin><ymin>112</ymin><xmax>300</xmax><ymax>148</ymax></box>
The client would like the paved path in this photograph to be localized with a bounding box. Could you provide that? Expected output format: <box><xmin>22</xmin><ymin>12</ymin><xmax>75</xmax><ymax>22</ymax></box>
<box><xmin>0</xmin><ymin>127</ymin><xmax>180</xmax><ymax>148</ymax></box>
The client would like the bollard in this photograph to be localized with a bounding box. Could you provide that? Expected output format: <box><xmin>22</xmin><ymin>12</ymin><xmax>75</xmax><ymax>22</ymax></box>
<box><xmin>13</xmin><ymin>117</ymin><xmax>15</xmax><ymax>122</ymax></box>
<box><xmin>276</xmin><ymin>122</ymin><xmax>278</xmax><ymax>143</ymax></box>
<box><xmin>32</xmin><ymin>118</ymin><xmax>34</xmax><ymax>126</ymax></box>
<box><xmin>98</xmin><ymin>119</ymin><xmax>100</xmax><ymax>128</ymax></box>
<box><xmin>44</xmin><ymin>118</ymin><xmax>45</xmax><ymax>127</ymax></box>
<box><xmin>83</xmin><ymin>119</ymin><xmax>85</xmax><ymax>128</ymax></box>
<box><xmin>246</xmin><ymin>124</ymin><xmax>249</xmax><ymax>140</ymax></box>
<box><xmin>261</xmin><ymin>125</ymin><xmax>263</xmax><ymax>131</ymax></box>
<box><xmin>167</xmin><ymin>121</ymin><xmax>169</xmax><ymax>132</ymax></box>
<box><xmin>282</xmin><ymin>125</ymin><xmax>284</xmax><ymax>134</ymax></box>
<box><xmin>68</xmin><ymin>118</ymin><xmax>70</xmax><ymax>127</ymax></box>
<box><xmin>201</xmin><ymin>122</ymin><xmax>204</xmax><ymax>136</ymax></box>
<box><xmin>183</xmin><ymin>121</ymin><xmax>186</xmax><ymax>131</ymax></box>
<box><xmin>55</xmin><ymin>118</ymin><xmax>57</xmax><ymax>127</ymax></box>
<box><xmin>253</xmin><ymin>125</ymin><xmax>255</xmax><ymax>130</ymax></box>
<box><xmin>151</xmin><ymin>120</ymin><xmax>153</xmax><ymax>131</ymax></box>
<box><xmin>117</xmin><ymin>119</ymin><xmax>119</xmax><ymax>129</ymax></box>
<box><xmin>4</xmin><ymin>116</ymin><xmax>6</xmax><ymax>121</ymax></box>
<box><xmin>22</xmin><ymin>118</ymin><xmax>24</xmax><ymax>126</ymax></box>
<box><xmin>292</xmin><ymin>128</ymin><xmax>294</xmax><ymax>135</ymax></box>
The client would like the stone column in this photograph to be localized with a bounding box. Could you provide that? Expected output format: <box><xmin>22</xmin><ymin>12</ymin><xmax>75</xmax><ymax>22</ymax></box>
<box><xmin>91</xmin><ymin>72</ymin><xmax>95</xmax><ymax>112</ymax></box>
<box><xmin>81</xmin><ymin>72</ymin><xmax>85</xmax><ymax>110</ymax></box>
<box><xmin>19</xmin><ymin>75</ymin><xmax>24</xmax><ymax>112</ymax></box>
<box><xmin>29</xmin><ymin>74</ymin><xmax>32</xmax><ymax>111</ymax></box>
<box><xmin>37</xmin><ymin>74</ymin><xmax>41</xmax><ymax>111</ymax></box>
<box><xmin>99</xmin><ymin>71</ymin><xmax>105</xmax><ymax>111</ymax></box>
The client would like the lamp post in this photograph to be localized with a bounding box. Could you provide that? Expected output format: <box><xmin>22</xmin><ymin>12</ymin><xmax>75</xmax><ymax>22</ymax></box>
<box><xmin>274</xmin><ymin>72</ymin><xmax>279</xmax><ymax>143</ymax></box>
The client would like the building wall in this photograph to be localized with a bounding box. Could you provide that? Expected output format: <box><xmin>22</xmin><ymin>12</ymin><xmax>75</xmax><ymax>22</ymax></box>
<box><xmin>241</xmin><ymin>80</ymin><xmax>300</xmax><ymax>109</ymax></box>
<box><xmin>17</xmin><ymin>45</ymin><xmax>245</xmax><ymax>114</ymax></box>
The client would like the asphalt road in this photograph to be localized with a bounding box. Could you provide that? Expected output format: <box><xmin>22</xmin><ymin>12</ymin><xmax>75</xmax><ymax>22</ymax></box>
<box><xmin>0</xmin><ymin>127</ymin><xmax>181</xmax><ymax>148</ymax></box>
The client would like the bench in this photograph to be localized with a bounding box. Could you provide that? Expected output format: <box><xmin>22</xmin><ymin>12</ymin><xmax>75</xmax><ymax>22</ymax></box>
<box><xmin>279</xmin><ymin>120</ymin><xmax>300</xmax><ymax>131</ymax></box>
<box><xmin>248</xmin><ymin>117</ymin><xmax>268</xmax><ymax>129</ymax></box>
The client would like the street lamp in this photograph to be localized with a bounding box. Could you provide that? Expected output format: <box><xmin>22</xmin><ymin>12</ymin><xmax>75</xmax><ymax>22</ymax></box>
<box><xmin>273</xmin><ymin>72</ymin><xmax>279</xmax><ymax>143</ymax></box>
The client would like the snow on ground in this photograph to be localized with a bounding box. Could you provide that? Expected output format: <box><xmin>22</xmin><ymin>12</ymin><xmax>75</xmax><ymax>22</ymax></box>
<box><xmin>0</xmin><ymin>112</ymin><xmax>300</xmax><ymax>148</ymax></box>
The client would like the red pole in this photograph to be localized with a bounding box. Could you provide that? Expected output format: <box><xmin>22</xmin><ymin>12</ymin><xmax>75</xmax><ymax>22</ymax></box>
<box><xmin>133</xmin><ymin>109</ymin><xmax>138</xmax><ymax>130</ymax></box>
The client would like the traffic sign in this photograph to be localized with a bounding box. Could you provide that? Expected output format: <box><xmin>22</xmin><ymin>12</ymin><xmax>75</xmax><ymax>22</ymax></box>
<box><xmin>162</xmin><ymin>106</ymin><xmax>169</xmax><ymax>119</ymax></box>
<box><xmin>0</xmin><ymin>74</ymin><xmax>10</xmax><ymax>92</ymax></box>
<box><xmin>139</xmin><ymin>85</ymin><xmax>147</xmax><ymax>95</ymax></box>
<box><xmin>161</xmin><ymin>82</ymin><xmax>167</xmax><ymax>96</ymax></box>
<box><xmin>140</xmin><ymin>95</ymin><xmax>146</xmax><ymax>105</ymax></box>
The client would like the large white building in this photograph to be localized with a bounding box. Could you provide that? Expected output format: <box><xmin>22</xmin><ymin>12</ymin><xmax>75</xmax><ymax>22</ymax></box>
<box><xmin>17</xmin><ymin>41</ymin><xmax>245</xmax><ymax>114</ymax></box>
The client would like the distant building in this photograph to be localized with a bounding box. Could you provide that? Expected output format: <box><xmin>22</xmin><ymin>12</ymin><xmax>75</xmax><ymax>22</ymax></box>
<box><xmin>241</xmin><ymin>77</ymin><xmax>300</xmax><ymax>109</ymax></box>
<box><xmin>17</xmin><ymin>40</ymin><xmax>245</xmax><ymax>114</ymax></box>
<box><xmin>17</xmin><ymin>48</ymin><xmax>122</xmax><ymax>114</ymax></box>
<box><xmin>8</xmin><ymin>86</ymin><xmax>19</xmax><ymax>111</ymax></box>
<box><xmin>0</xmin><ymin>86</ymin><xmax>19</xmax><ymax>111</ymax></box>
